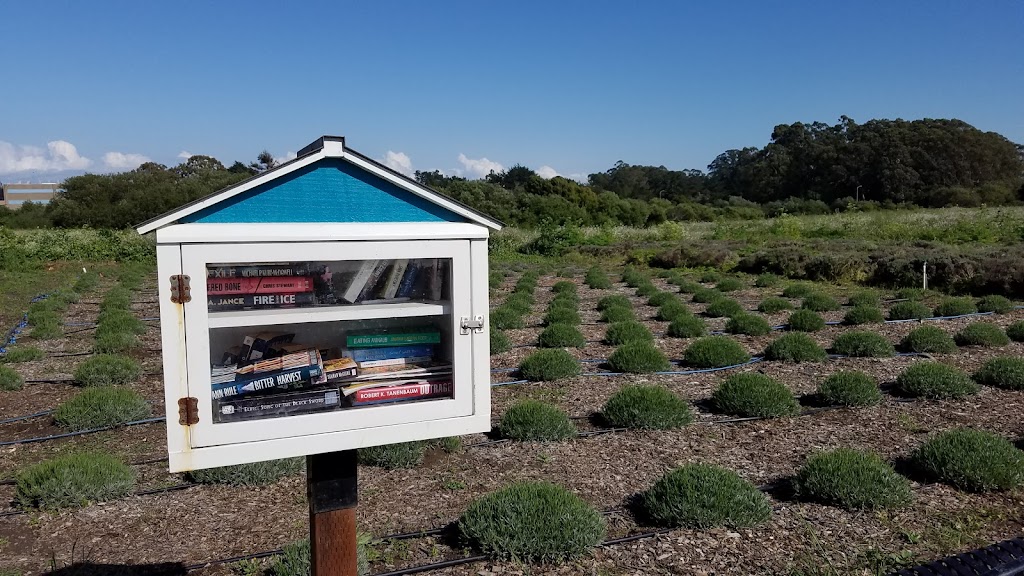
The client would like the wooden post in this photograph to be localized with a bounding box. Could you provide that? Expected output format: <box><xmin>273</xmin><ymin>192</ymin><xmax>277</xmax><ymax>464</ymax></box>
<box><xmin>307</xmin><ymin>450</ymin><xmax>359</xmax><ymax>576</ymax></box>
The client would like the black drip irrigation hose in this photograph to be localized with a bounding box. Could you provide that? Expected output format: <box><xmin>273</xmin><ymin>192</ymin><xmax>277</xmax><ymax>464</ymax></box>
<box><xmin>0</xmin><ymin>416</ymin><xmax>167</xmax><ymax>447</ymax></box>
<box><xmin>0</xmin><ymin>482</ymin><xmax>199</xmax><ymax>519</ymax></box>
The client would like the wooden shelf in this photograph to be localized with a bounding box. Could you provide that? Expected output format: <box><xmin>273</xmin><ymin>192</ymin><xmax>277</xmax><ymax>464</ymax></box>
<box><xmin>207</xmin><ymin>301</ymin><xmax>451</xmax><ymax>329</ymax></box>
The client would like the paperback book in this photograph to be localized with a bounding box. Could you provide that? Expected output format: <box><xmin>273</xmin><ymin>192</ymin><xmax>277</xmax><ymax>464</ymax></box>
<box><xmin>207</xmin><ymin>276</ymin><xmax>315</xmax><ymax>296</ymax></box>
<box><xmin>347</xmin><ymin>379</ymin><xmax>453</xmax><ymax>406</ymax></box>
<box><xmin>211</xmin><ymin>364</ymin><xmax>325</xmax><ymax>400</ymax></box>
<box><xmin>208</xmin><ymin>293</ymin><xmax>316</xmax><ymax>311</ymax></box>
<box><xmin>215</xmin><ymin>386</ymin><xmax>343</xmax><ymax>422</ymax></box>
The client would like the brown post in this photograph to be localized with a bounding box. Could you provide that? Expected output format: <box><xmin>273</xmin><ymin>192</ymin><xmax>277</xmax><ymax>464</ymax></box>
<box><xmin>307</xmin><ymin>450</ymin><xmax>359</xmax><ymax>576</ymax></box>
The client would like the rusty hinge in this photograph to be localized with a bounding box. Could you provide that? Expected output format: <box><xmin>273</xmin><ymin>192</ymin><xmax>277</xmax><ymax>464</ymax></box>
<box><xmin>178</xmin><ymin>397</ymin><xmax>199</xmax><ymax>425</ymax></box>
<box><xmin>170</xmin><ymin>275</ymin><xmax>191</xmax><ymax>304</ymax></box>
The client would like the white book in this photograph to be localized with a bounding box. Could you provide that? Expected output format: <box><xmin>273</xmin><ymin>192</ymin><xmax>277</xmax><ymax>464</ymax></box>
<box><xmin>382</xmin><ymin>259</ymin><xmax>410</xmax><ymax>299</ymax></box>
<box><xmin>357</xmin><ymin>355</ymin><xmax>433</xmax><ymax>368</ymax></box>
<box><xmin>341</xmin><ymin>260</ymin><xmax>378</xmax><ymax>303</ymax></box>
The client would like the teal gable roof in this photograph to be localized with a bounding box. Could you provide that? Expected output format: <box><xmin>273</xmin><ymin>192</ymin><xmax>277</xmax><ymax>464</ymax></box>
<box><xmin>182</xmin><ymin>158</ymin><xmax>466</xmax><ymax>224</ymax></box>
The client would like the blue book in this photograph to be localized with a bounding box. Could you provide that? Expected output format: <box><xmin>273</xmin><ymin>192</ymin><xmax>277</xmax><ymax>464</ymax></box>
<box><xmin>343</xmin><ymin>345</ymin><xmax>434</xmax><ymax>363</ymax></box>
<box><xmin>211</xmin><ymin>365</ymin><xmax>324</xmax><ymax>400</ymax></box>
<box><xmin>395</xmin><ymin>263</ymin><xmax>421</xmax><ymax>298</ymax></box>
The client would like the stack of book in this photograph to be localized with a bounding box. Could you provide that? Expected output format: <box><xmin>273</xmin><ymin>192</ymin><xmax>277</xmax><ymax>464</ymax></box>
<box><xmin>207</xmin><ymin>264</ymin><xmax>323</xmax><ymax>311</ymax></box>
<box><xmin>334</xmin><ymin>258</ymin><xmax>448</xmax><ymax>304</ymax></box>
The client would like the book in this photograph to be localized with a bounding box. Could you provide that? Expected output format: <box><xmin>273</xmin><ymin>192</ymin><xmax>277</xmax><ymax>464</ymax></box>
<box><xmin>207</xmin><ymin>276</ymin><xmax>314</xmax><ymax>296</ymax></box>
<box><xmin>349</xmin><ymin>380</ymin><xmax>453</xmax><ymax>405</ymax></box>
<box><xmin>382</xmin><ymin>260</ymin><xmax>410</xmax><ymax>299</ymax></box>
<box><xmin>215</xmin><ymin>386</ymin><xmax>343</xmax><ymax>422</ymax></box>
<box><xmin>236</xmin><ymin>348</ymin><xmax>321</xmax><ymax>375</ymax></box>
<box><xmin>395</xmin><ymin>262</ymin><xmax>422</xmax><ymax>298</ymax></box>
<box><xmin>242</xmin><ymin>331</ymin><xmax>295</xmax><ymax>362</ymax></box>
<box><xmin>211</xmin><ymin>364</ymin><xmax>324</xmax><ymax>400</ymax></box>
<box><xmin>346</xmin><ymin>329</ymin><xmax>441</xmax><ymax>348</ymax></box>
<box><xmin>340</xmin><ymin>260</ymin><xmax>378</xmax><ymax>303</ymax></box>
<box><xmin>356</xmin><ymin>355</ymin><xmax>433</xmax><ymax>368</ymax></box>
<box><xmin>208</xmin><ymin>293</ymin><xmax>316</xmax><ymax>311</ymax></box>
<box><xmin>343</xmin><ymin>344</ymin><xmax>435</xmax><ymax>363</ymax></box>
<box><xmin>356</xmin><ymin>260</ymin><xmax>390</xmax><ymax>302</ymax></box>
<box><xmin>339</xmin><ymin>362</ymin><xmax>452</xmax><ymax>382</ymax></box>
<box><xmin>429</xmin><ymin>259</ymin><xmax>445</xmax><ymax>301</ymax></box>
<box><xmin>322</xmin><ymin>357</ymin><xmax>359</xmax><ymax>382</ymax></box>
<box><xmin>207</xmin><ymin>264</ymin><xmax>314</xmax><ymax>279</ymax></box>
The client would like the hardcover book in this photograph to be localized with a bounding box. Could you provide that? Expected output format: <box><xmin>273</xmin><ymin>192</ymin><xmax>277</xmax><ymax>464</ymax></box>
<box><xmin>211</xmin><ymin>364</ymin><xmax>325</xmax><ymax>400</ymax></box>
<box><xmin>346</xmin><ymin>329</ymin><xmax>441</xmax><ymax>348</ymax></box>
<box><xmin>215</xmin><ymin>386</ymin><xmax>342</xmax><ymax>422</ymax></box>
<box><xmin>207</xmin><ymin>264</ymin><xmax>314</xmax><ymax>279</ymax></box>
<box><xmin>382</xmin><ymin>260</ymin><xmax>410</xmax><ymax>299</ymax></box>
<box><xmin>356</xmin><ymin>260</ymin><xmax>391</xmax><ymax>302</ymax></box>
<box><xmin>208</xmin><ymin>293</ymin><xmax>316</xmax><ymax>311</ymax></box>
<box><xmin>349</xmin><ymin>380</ymin><xmax>453</xmax><ymax>405</ymax></box>
<box><xmin>395</xmin><ymin>262</ymin><xmax>422</xmax><ymax>298</ymax></box>
<box><xmin>340</xmin><ymin>260</ymin><xmax>379</xmax><ymax>303</ymax></box>
<box><xmin>207</xmin><ymin>276</ymin><xmax>315</xmax><ymax>296</ymax></box>
<box><xmin>343</xmin><ymin>344</ymin><xmax>435</xmax><ymax>363</ymax></box>
<box><xmin>355</xmin><ymin>355</ymin><xmax>433</xmax><ymax>368</ymax></box>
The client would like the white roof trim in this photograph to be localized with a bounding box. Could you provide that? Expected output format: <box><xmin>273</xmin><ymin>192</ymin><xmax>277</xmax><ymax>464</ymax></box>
<box><xmin>156</xmin><ymin>222</ymin><xmax>489</xmax><ymax>244</ymax></box>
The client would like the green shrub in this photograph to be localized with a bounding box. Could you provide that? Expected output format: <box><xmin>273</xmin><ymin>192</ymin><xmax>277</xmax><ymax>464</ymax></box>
<box><xmin>600</xmin><ymin>305</ymin><xmax>634</xmax><ymax>323</ymax></box>
<box><xmin>604</xmin><ymin>320</ymin><xmax>653</xmax><ymax>345</ymax></box>
<box><xmin>712</xmin><ymin>373</ymin><xmax>799</xmax><ymax>417</ymax></box>
<box><xmin>843</xmin><ymin>305</ymin><xmax>884</xmax><ymax>325</ymax></box>
<box><xmin>895</xmin><ymin>287</ymin><xmax>926</xmax><ymax>300</ymax></box>
<box><xmin>900</xmin><ymin>326</ymin><xmax>957</xmax><ymax>354</ymax></box>
<box><xmin>358</xmin><ymin>441</ymin><xmax>426</xmax><ymax>468</ymax></box>
<box><xmin>519</xmin><ymin>349</ymin><xmax>581</xmax><ymax>381</ymax></box>
<box><xmin>787</xmin><ymin>309</ymin><xmax>826</xmax><ymax>332</ymax></box>
<box><xmin>622</xmin><ymin>267</ymin><xmax>647</xmax><ymax>287</ymax></box>
<box><xmin>94</xmin><ymin>330</ymin><xmax>141</xmax><ymax>354</ymax></box>
<box><xmin>187</xmin><ymin>458</ymin><xmax>304</xmax><ymax>485</ymax></box>
<box><xmin>817</xmin><ymin>371</ymin><xmax>881</xmax><ymax>406</ymax></box>
<box><xmin>888</xmin><ymin>301</ymin><xmax>932</xmax><ymax>321</ymax></box>
<box><xmin>704</xmin><ymin>298</ymin><xmax>744</xmax><ymax>318</ymax></box>
<box><xmin>504</xmin><ymin>293</ymin><xmax>534</xmax><ymax>315</ymax></box>
<box><xmin>725</xmin><ymin>313</ymin><xmax>771</xmax><ymax>336</ymax></box>
<box><xmin>647</xmin><ymin>291</ymin><xmax>675</xmax><ymax>307</ymax></box>
<box><xmin>698</xmin><ymin>270</ymin><xmax>722</xmax><ymax>283</ymax></box>
<box><xmin>500</xmin><ymin>400</ymin><xmax>576</xmax><ymax>441</ymax></box>
<box><xmin>53</xmin><ymin>387</ymin><xmax>150</xmax><ymax>431</ymax></box>
<box><xmin>677</xmin><ymin>280</ymin><xmax>703</xmax><ymax>294</ymax></box>
<box><xmin>100</xmin><ymin>286</ymin><xmax>132</xmax><ymax>311</ymax></box>
<box><xmin>795</xmin><ymin>449</ymin><xmax>911</xmax><ymax>510</ymax></box>
<box><xmin>0</xmin><ymin>365</ymin><xmax>24</xmax><ymax>391</ymax></box>
<box><xmin>543</xmin><ymin>307</ymin><xmax>580</xmax><ymax>326</ymax></box>
<box><xmin>30</xmin><ymin>319</ymin><xmax>62</xmax><ymax>340</ymax></box>
<box><xmin>635</xmin><ymin>282</ymin><xmax>659</xmax><ymax>298</ymax></box>
<box><xmin>601</xmin><ymin>385</ymin><xmax>692</xmax><ymax>429</ymax></box>
<box><xmin>73</xmin><ymin>271</ymin><xmax>100</xmax><ymax>293</ymax></box>
<box><xmin>549</xmin><ymin>293</ymin><xmax>580</xmax><ymax>309</ymax></box>
<box><xmin>585</xmin><ymin>267</ymin><xmax>612</xmax><ymax>289</ymax></box>
<box><xmin>459</xmin><ymin>481</ymin><xmax>606</xmax><ymax>562</ymax></box>
<box><xmin>597</xmin><ymin>294</ymin><xmax>631</xmax><ymax>311</ymax></box>
<box><xmin>435</xmin><ymin>436</ymin><xmax>462</xmax><ymax>454</ymax></box>
<box><xmin>641</xmin><ymin>464</ymin><xmax>770</xmax><ymax>529</ymax></box>
<box><xmin>847</xmin><ymin>289</ymin><xmax>880</xmax><ymax>307</ymax></box>
<box><xmin>15</xmin><ymin>452</ymin><xmax>136</xmax><ymax>510</ymax></box>
<box><xmin>0</xmin><ymin>345</ymin><xmax>44</xmax><ymax>364</ymax></box>
<box><xmin>537</xmin><ymin>324</ymin><xmax>585</xmax><ymax>348</ymax></box>
<box><xmin>715</xmin><ymin>277</ymin><xmax>744</xmax><ymax>292</ymax></box>
<box><xmin>268</xmin><ymin>535</ymin><xmax>371</xmax><ymax>576</ymax></box>
<box><xmin>26</xmin><ymin>308</ymin><xmax>60</xmax><ymax>327</ymax></box>
<box><xmin>667</xmin><ymin>315</ymin><xmax>707</xmax><ymax>338</ymax></box>
<box><xmin>758</xmin><ymin>297</ymin><xmax>793</xmax><ymax>313</ymax></box>
<box><xmin>934</xmin><ymin>297</ymin><xmax>977</xmax><ymax>317</ymax></box>
<box><xmin>1009</xmin><ymin>321</ymin><xmax>1024</xmax><ymax>342</ymax></box>
<box><xmin>801</xmin><ymin>293</ymin><xmax>841</xmax><ymax>312</ymax></box>
<box><xmin>608</xmin><ymin>341</ymin><xmax>671</xmax><ymax>373</ymax></box>
<box><xmin>764</xmin><ymin>333</ymin><xmax>827</xmax><ymax>363</ymax></box>
<box><xmin>684</xmin><ymin>336</ymin><xmax>750</xmax><ymax>368</ymax></box>
<box><xmin>73</xmin><ymin>354</ymin><xmax>142</xmax><ymax>387</ymax></box>
<box><xmin>973</xmin><ymin>357</ymin><xmax>1024</xmax><ymax>390</ymax></box>
<box><xmin>954</xmin><ymin>323</ymin><xmax>1009</xmax><ymax>347</ymax></box>
<box><xmin>97</xmin><ymin>309</ymin><xmax>146</xmax><ymax>335</ymax></box>
<box><xmin>691</xmin><ymin>287</ymin><xmax>723</xmax><ymax>303</ymax></box>
<box><xmin>912</xmin><ymin>429</ymin><xmax>1024</xmax><ymax>492</ymax></box>
<box><xmin>754</xmin><ymin>273</ymin><xmax>780</xmax><ymax>288</ymax></box>
<box><xmin>551</xmin><ymin>280</ymin><xmax>576</xmax><ymax>295</ymax></box>
<box><xmin>895</xmin><ymin>362</ymin><xmax>979</xmax><ymax>399</ymax></box>
<box><xmin>782</xmin><ymin>283</ymin><xmax>816</xmax><ymax>298</ymax></box>
<box><xmin>976</xmin><ymin>295</ymin><xmax>1013</xmax><ymax>314</ymax></box>
<box><xmin>490</xmin><ymin>329</ymin><xmax>512</xmax><ymax>354</ymax></box>
<box><xmin>491</xmin><ymin>306</ymin><xmax>525</xmax><ymax>330</ymax></box>
<box><xmin>830</xmin><ymin>331</ymin><xmax>895</xmax><ymax>357</ymax></box>
<box><xmin>655</xmin><ymin>299</ymin><xmax>690</xmax><ymax>321</ymax></box>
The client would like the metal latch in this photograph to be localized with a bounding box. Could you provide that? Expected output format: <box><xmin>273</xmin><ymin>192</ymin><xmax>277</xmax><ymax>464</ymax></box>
<box><xmin>170</xmin><ymin>275</ymin><xmax>192</xmax><ymax>304</ymax></box>
<box><xmin>460</xmin><ymin>315</ymin><xmax>485</xmax><ymax>335</ymax></box>
<box><xmin>178</xmin><ymin>397</ymin><xmax>199</xmax><ymax>425</ymax></box>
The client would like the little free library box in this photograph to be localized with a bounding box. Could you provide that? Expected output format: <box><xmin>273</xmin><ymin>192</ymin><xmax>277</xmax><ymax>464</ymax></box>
<box><xmin>137</xmin><ymin>136</ymin><xmax>501</xmax><ymax>473</ymax></box>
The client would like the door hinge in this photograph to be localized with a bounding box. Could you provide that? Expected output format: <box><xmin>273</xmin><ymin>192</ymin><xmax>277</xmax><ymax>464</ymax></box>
<box><xmin>169</xmin><ymin>275</ymin><xmax>191</xmax><ymax>304</ymax></box>
<box><xmin>460</xmin><ymin>315</ymin><xmax>485</xmax><ymax>335</ymax></box>
<box><xmin>178</xmin><ymin>397</ymin><xmax>199</xmax><ymax>425</ymax></box>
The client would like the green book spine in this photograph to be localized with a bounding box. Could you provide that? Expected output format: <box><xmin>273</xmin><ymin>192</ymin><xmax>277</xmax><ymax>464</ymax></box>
<box><xmin>346</xmin><ymin>332</ymin><xmax>441</xmax><ymax>348</ymax></box>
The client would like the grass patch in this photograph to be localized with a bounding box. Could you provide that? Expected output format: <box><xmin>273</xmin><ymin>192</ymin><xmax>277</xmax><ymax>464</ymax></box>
<box><xmin>655</xmin><ymin>299</ymin><xmax>690</xmax><ymax>321</ymax></box>
<box><xmin>601</xmin><ymin>385</ymin><xmax>692</xmax><ymax>430</ymax></box>
<box><xmin>704</xmin><ymin>297</ymin><xmax>744</xmax><ymax>318</ymax></box>
<box><xmin>712</xmin><ymin>372</ymin><xmax>799</xmax><ymax>417</ymax></box>
<box><xmin>519</xmin><ymin>349</ymin><xmax>581</xmax><ymax>381</ymax></box>
<box><xmin>543</xmin><ymin>307</ymin><xmax>580</xmax><ymax>326</ymax></box>
<box><xmin>15</xmin><ymin>451</ymin><xmax>136</xmax><ymax>510</ymax></box>
<box><xmin>758</xmin><ymin>297</ymin><xmax>793</xmax><ymax>313</ymax></box>
<box><xmin>782</xmin><ymin>283</ymin><xmax>816</xmax><ymax>298</ymax></box>
<box><xmin>100</xmin><ymin>286</ymin><xmax>132</xmax><ymax>312</ymax></box>
<box><xmin>641</xmin><ymin>464</ymin><xmax>770</xmax><ymax>529</ymax></box>
<box><xmin>500</xmin><ymin>399</ymin><xmax>576</xmax><ymax>441</ymax></box>
<box><xmin>600</xmin><ymin>305</ymin><xmax>634</xmax><ymax>323</ymax></box>
<box><xmin>895</xmin><ymin>362</ymin><xmax>979</xmax><ymax>399</ymax></box>
<box><xmin>912</xmin><ymin>428</ymin><xmax>1024</xmax><ymax>492</ymax></box>
<box><xmin>604</xmin><ymin>320</ymin><xmax>653</xmax><ymax>345</ymax></box>
<box><xmin>358</xmin><ymin>441</ymin><xmax>426</xmax><ymax>469</ymax></box>
<box><xmin>73</xmin><ymin>270</ymin><xmax>100</xmax><ymax>293</ymax></box>
<box><xmin>795</xmin><ymin>448</ymin><xmax>911</xmax><ymax>510</ymax></box>
<box><xmin>954</xmin><ymin>322</ymin><xmax>1009</xmax><ymax>347</ymax></box>
<box><xmin>715</xmin><ymin>277</ymin><xmax>744</xmax><ymax>292</ymax></box>
<box><xmin>888</xmin><ymin>300</ymin><xmax>932</xmax><ymax>320</ymax></box>
<box><xmin>584</xmin><ymin>267</ymin><xmax>612</xmax><ymax>289</ymax></box>
<box><xmin>976</xmin><ymin>295</ymin><xmax>1013</xmax><ymax>314</ymax></box>
<box><xmin>97</xmin><ymin>309</ymin><xmax>146</xmax><ymax>335</ymax></box>
<box><xmin>491</xmin><ymin>306</ymin><xmax>525</xmax><ymax>330</ymax></box>
<box><xmin>684</xmin><ymin>336</ymin><xmax>750</xmax><ymax>368</ymax></box>
<box><xmin>0</xmin><ymin>345</ymin><xmax>44</xmax><ymax>364</ymax></box>
<box><xmin>490</xmin><ymin>329</ymin><xmax>512</xmax><ymax>355</ymax></box>
<box><xmin>817</xmin><ymin>371</ymin><xmax>881</xmax><ymax>406</ymax></box>
<box><xmin>29</xmin><ymin>319</ymin><xmax>62</xmax><ymax>340</ymax></box>
<box><xmin>73</xmin><ymin>354</ymin><xmax>142</xmax><ymax>387</ymax></box>
<box><xmin>764</xmin><ymin>333</ymin><xmax>827</xmax><ymax>362</ymax></box>
<box><xmin>830</xmin><ymin>331</ymin><xmax>895</xmax><ymax>357</ymax></box>
<box><xmin>53</xmin><ymin>387</ymin><xmax>151</xmax><ymax>431</ymax></box>
<box><xmin>725</xmin><ymin>313</ymin><xmax>771</xmax><ymax>336</ymax></box>
<box><xmin>900</xmin><ymin>326</ymin><xmax>957</xmax><ymax>354</ymax></box>
<box><xmin>973</xmin><ymin>357</ymin><xmax>1024</xmax><ymax>390</ymax></box>
<box><xmin>597</xmin><ymin>294</ymin><xmax>631</xmax><ymax>311</ymax></box>
<box><xmin>787</xmin><ymin>309</ymin><xmax>826</xmax><ymax>332</ymax></box>
<box><xmin>801</xmin><ymin>293</ymin><xmax>841</xmax><ymax>312</ymax></box>
<box><xmin>186</xmin><ymin>458</ymin><xmax>304</xmax><ymax>485</ymax></box>
<box><xmin>847</xmin><ymin>289</ymin><xmax>880</xmax><ymax>307</ymax></box>
<box><xmin>607</xmin><ymin>341</ymin><xmax>671</xmax><ymax>373</ymax></box>
<box><xmin>0</xmin><ymin>365</ymin><xmax>24</xmax><ymax>391</ymax></box>
<box><xmin>934</xmin><ymin>297</ymin><xmax>978</xmax><ymax>317</ymax></box>
<box><xmin>691</xmin><ymin>287</ymin><xmax>723</xmax><ymax>303</ymax></box>
<box><xmin>94</xmin><ymin>329</ymin><xmax>141</xmax><ymax>354</ymax></box>
<box><xmin>1009</xmin><ymin>321</ymin><xmax>1024</xmax><ymax>342</ymax></box>
<box><xmin>458</xmin><ymin>481</ymin><xmax>606</xmax><ymax>562</ymax></box>
<box><xmin>667</xmin><ymin>315</ymin><xmax>707</xmax><ymax>338</ymax></box>
<box><xmin>843</xmin><ymin>305</ymin><xmax>883</xmax><ymax>325</ymax></box>
<box><xmin>537</xmin><ymin>324</ymin><xmax>585</xmax><ymax>348</ymax></box>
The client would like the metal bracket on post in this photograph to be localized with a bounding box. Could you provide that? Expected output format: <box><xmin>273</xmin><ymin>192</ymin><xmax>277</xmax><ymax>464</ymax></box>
<box><xmin>460</xmin><ymin>315</ymin><xmax>485</xmax><ymax>335</ymax></box>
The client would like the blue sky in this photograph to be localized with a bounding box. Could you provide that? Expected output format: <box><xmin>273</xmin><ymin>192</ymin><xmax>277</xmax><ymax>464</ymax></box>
<box><xmin>1</xmin><ymin>0</ymin><xmax>1021</xmax><ymax>182</ymax></box>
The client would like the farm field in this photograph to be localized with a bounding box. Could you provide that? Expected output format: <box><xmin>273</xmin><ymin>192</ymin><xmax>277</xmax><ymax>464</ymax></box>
<box><xmin>0</xmin><ymin>249</ymin><xmax>1023</xmax><ymax>575</ymax></box>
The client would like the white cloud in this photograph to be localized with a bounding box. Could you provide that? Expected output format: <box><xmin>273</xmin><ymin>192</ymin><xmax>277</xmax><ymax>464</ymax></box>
<box><xmin>177</xmin><ymin>151</ymin><xmax>193</xmax><ymax>160</ymax></box>
<box><xmin>103</xmin><ymin>151</ymin><xmax>151</xmax><ymax>171</ymax></box>
<box><xmin>274</xmin><ymin>151</ymin><xmax>297</xmax><ymax>165</ymax></box>
<box><xmin>0</xmin><ymin>140</ymin><xmax>92</xmax><ymax>174</ymax></box>
<box><xmin>536</xmin><ymin>165</ymin><xmax>560</xmax><ymax>179</ymax></box>
<box><xmin>382</xmin><ymin>150</ymin><xmax>414</xmax><ymax>177</ymax></box>
<box><xmin>457</xmin><ymin>153</ymin><xmax>504</xmax><ymax>179</ymax></box>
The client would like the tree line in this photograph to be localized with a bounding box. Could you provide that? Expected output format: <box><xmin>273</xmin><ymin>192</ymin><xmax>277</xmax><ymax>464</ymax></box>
<box><xmin>2</xmin><ymin>117</ymin><xmax>1021</xmax><ymax>230</ymax></box>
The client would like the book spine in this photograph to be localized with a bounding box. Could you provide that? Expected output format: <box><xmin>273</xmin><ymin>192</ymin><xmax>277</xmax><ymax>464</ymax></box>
<box><xmin>341</xmin><ymin>260</ymin><xmax>378</xmax><ymax>303</ymax></box>
<box><xmin>346</xmin><ymin>332</ymin><xmax>441</xmax><ymax>348</ymax></box>
<box><xmin>382</xmin><ymin>260</ymin><xmax>410</xmax><ymax>299</ymax></box>
<box><xmin>207</xmin><ymin>265</ymin><xmax>311</xmax><ymax>279</ymax></box>
<box><xmin>356</xmin><ymin>261</ymin><xmax>390</xmax><ymax>302</ymax></box>
<box><xmin>215</xmin><ymin>387</ymin><xmax>342</xmax><ymax>422</ymax></box>
<box><xmin>350</xmin><ymin>380</ymin><xmax>453</xmax><ymax>405</ymax></box>
<box><xmin>324</xmin><ymin>366</ymin><xmax>359</xmax><ymax>382</ymax></box>
<box><xmin>356</xmin><ymin>355</ymin><xmax>433</xmax><ymax>368</ymax></box>
<box><xmin>429</xmin><ymin>259</ymin><xmax>444</xmax><ymax>301</ymax></box>
<box><xmin>208</xmin><ymin>293</ymin><xmax>316</xmax><ymax>311</ymax></box>
<box><xmin>207</xmin><ymin>276</ymin><xmax>314</xmax><ymax>296</ymax></box>
<box><xmin>395</xmin><ymin>263</ymin><xmax>421</xmax><ymax>298</ymax></box>
<box><xmin>211</xmin><ymin>365</ymin><xmax>324</xmax><ymax>400</ymax></box>
<box><xmin>344</xmin><ymin>345</ymin><xmax>434</xmax><ymax>362</ymax></box>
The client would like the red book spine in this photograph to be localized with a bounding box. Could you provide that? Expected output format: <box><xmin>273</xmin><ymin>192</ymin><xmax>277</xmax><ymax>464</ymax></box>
<box><xmin>207</xmin><ymin>276</ymin><xmax>314</xmax><ymax>295</ymax></box>
<box><xmin>352</xmin><ymin>381</ymin><xmax>452</xmax><ymax>404</ymax></box>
